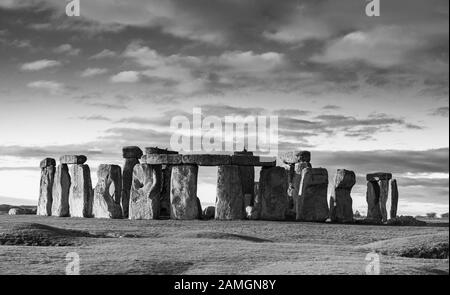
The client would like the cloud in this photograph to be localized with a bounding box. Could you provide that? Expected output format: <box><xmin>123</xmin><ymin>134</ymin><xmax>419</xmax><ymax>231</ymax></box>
<box><xmin>26</xmin><ymin>80</ymin><xmax>66</xmax><ymax>94</ymax></box>
<box><xmin>77</xmin><ymin>115</ymin><xmax>112</xmax><ymax>122</ymax></box>
<box><xmin>430</xmin><ymin>106</ymin><xmax>449</xmax><ymax>117</ymax></box>
<box><xmin>54</xmin><ymin>43</ymin><xmax>80</xmax><ymax>56</ymax></box>
<box><xmin>89</xmin><ymin>49</ymin><xmax>117</xmax><ymax>59</ymax></box>
<box><xmin>81</xmin><ymin>68</ymin><xmax>109</xmax><ymax>78</ymax></box>
<box><xmin>322</xmin><ymin>105</ymin><xmax>341</xmax><ymax>110</ymax></box>
<box><xmin>20</xmin><ymin>59</ymin><xmax>62</xmax><ymax>71</ymax></box>
<box><xmin>110</xmin><ymin>71</ymin><xmax>141</xmax><ymax>83</ymax></box>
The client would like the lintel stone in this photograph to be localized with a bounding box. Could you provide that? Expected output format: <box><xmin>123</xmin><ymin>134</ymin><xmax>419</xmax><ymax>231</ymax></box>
<box><xmin>60</xmin><ymin>155</ymin><xmax>87</xmax><ymax>165</ymax></box>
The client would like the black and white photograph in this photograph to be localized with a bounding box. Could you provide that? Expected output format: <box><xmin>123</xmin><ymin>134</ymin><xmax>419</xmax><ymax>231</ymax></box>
<box><xmin>0</xmin><ymin>0</ymin><xmax>448</xmax><ymax>282</ymax></box>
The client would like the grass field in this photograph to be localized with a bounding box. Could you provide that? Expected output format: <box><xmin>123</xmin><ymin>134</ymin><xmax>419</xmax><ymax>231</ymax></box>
<box><xmin>0</xmin><ymin>215</ymin><xmax>448</xmax><ymax>275</ymax></box>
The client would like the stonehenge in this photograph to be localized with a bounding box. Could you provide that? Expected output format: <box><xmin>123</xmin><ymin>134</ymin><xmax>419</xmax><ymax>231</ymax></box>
<box><xmin>330</xmin><ymin>169</ymin><xmax>356</xmax><ymax>223</ymax></box>
<box><xmin>35</xmin><ymin>148</ymin><xmax>400</xmax><ymax>224</ymax></box>
<box><xmin>37</xmin><ymin>158</ymin><xmax>56</xmax><ymax>216</ymax></box>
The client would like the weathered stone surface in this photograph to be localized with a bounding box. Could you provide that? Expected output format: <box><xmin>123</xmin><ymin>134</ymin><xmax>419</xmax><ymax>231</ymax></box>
<box><xmin>231</xmin><ymin>155</ymin><xmax>276</xmax><ymax>167</ymax></box>
<box><xmin>244</xmin><ymin>193</ymin><xmax>253</xmax><ymax>208</ymax></box>
<box><xmin>146</xmin><ymin>154</ymin><xmax>182</xmax><ymax>165</ymax></box>
<box><xmin>246</xmin><ymin>206</ymin><xmax>259</xmax><ymax>220</ymax></box>
<box><xmin>296</xmin><ymin>168</ymin><xmax>329</xmax><ymax>222</ymax></box>
<box><xmin>93</xmin><ymin>164</ymin><xmax>123</xmax><ymax>219</ymax></box>
<box><xmin>330</xmin><ymin>169</ymin><xmax>355</xmax><ymax>223</ymax></box>
<box><xmin>37</xmin><ymin>165</ymin><xmax>55</xmax><ymax>216</ymax></box>
<box><xmin>252</xmin><ymin>182</ymin><xmax>261</xmax><ymax>220</ymax></box>
<box><xmin>160</xmin><ymin>165</ymin><xmax>173</xmax><ymax>218</ymax></box>
<box><xmin>215</xmin><ymin>165</ymin><xmax>245</xmax><ymax>220</ymax></box>
<box><xmin>366</xmin><ymin>181</ymin><xmax>382</xmax><ymax>221</ymax></box>
<box><xmin>390</xmin><ymin>179</ymin><xmax>399</xmax><ymax>219</ymax></box>
<box><xmin>183</xmin><ymin>154</ymin><xmax>231</xmax><ymax>166</ymax></box>
<box><xmin>203</xmin><ymin>206</ymin><xmax>215</xmax><ymax>220</ymax></box>
<box><xmin>379</xmin><ymin>179</ymin><xmax>389</xmax><ymax>222</ymax></box>
<box><xmin>51</xmin><ymin>164</ymin><xmax>70</xmax><ymax>217</ymax></box>
<box><xmin>170</xmin><ymin>165</ymin><xmax>200</xmax><ymax>220</ymax></box>
<box><xmin>121</xmin><ymin>158</ymin><xmax>140</xmax><ymax>218</ymax></box>
<box><xmin>39</xmin><ymin>158</ymin><xmax>56</xmax><ymax>168</ymax></box>
<box><xmin>68</xmin><ymin>164</ymin><xmax>93</xmax><ymax>218</ymax></box>
<box><xmin>366</xmin><ymin>172</ymin><xmax>392</xmax><ymax>181</ymax></box>
<box><xmin>259</xmin><ymin>167</ymin><xmax>289</xmax><ymax>221</ymax></box>
<box><xmin>196</xmin><ymin>197</ymin><xmax>202</xmax><ymax>219</ymax></box>
<box><xmin>60</xmin><ymin>155</ymin><xmax>87</xmax><ymax>165</ymax></box>
<box><xmin>145</xmin><ymin>147</ymin><xmax>179</xmax><ymax>155</ymax></box>
<box><xmin>280</xmin><ymin>151</ymin><xmax>311</xmax><ymax>164</ymax></box>
<box><xmin>122</xmin><ymin>146</ymin><xmax>143</xmax><ymax>159</ymax></box>
<box><xmin>129</xmin><ymin>164</ymin><xmax>162</xmax><ymax>220</ymax></box>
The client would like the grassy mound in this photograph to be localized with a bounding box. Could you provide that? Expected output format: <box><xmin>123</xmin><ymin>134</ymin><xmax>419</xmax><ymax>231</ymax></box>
<box><xmin>0</xmin><ymin>223</ymin><xmax>93</xmax><ymax>246</ymax></box>
<box><xmin>178</xmin><ymin>230</ymin><xmax>272</xmax><ymax>243</ymax></box>
<box><xmin>387</xmin><ymin>216</ymin><xmax>427</xmax><ymax>226</ymax></box>
<box><xmin>358</xmin><ymin>233</ymin><xmax>449</xmax><ymax>259</ymax></box>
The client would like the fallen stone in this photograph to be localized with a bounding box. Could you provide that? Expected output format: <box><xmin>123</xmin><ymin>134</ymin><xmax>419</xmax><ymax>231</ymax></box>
<box><xmin>122</xmin><ymin>146</ymin><xmax>143</xmax><ymax>159</ymax></box>
<box><xmin>329</xmin><ymin>169</ymin><xmax>355</xmax><ymax>223</ymax></box>
<box><xmin>182</xmin><ymin>154</ymin><xmax>231</xmax><ymax>166</ymax></box>
<box><xmin>170</xmin><ymin>165</ymin><xmax>200</xmax><ymax>219</ymax></box>
<box><xmin>215</xmin><ymin>165</ymin><xmax>245</xmax><ymax>220</ymax></box>
<box><xmin>37</xmin><ymin>164</ymin><xmax>56</xmax><ymax>216</ymax></box>
<box><xmin>129</xmin><ymin>164</ymin><xmax>162</xmax><ymax>220</ymax></box>
<box><xmin>231</xmin><ymin>155</ymin><xmax>276</xmax><ymax>167</ymax></box>
<box><xmin>51</xmin><ymin>164</ymin><xmax>70</xmax><ymax>217</ymax></box>
<box><xmin>60</xmin><ymin>155</ymin><xmax>87</xmax><ymax>165</ymax></box>
<box><xmin>39</xmin><ymin>158</ymin><xmax>56</xmax><ymax>168</ymax></box>
<box><xmin>203</xmin><ymin>206</ymin><xmax>215</xmax><ymax>220</ymax></box>
<box><xmin>296</xmin><ymin>168</ymin><xmax>329</xmax><ymax>222</ymax></box>
<box><xmin>366</xmin><ymin>181</ymin><xmax>382</xmax><ymax>221</ymax></box>
<box><xmin>390</xmin><ymin>179</ymin><xmax>399</xmax><ymax>219</ymax></box>
<box><xmin>68</xmin><ymin>164</ymin><xmax>94</xmax><ymax>218</ymax></box>
<box><xmin>93</xmin><ymin>164</ymin><xmax>123</xmax><ymax>219</ymax></box>
<box><xmin>8</xmin><ymin>208</ymin><xmax>27</xmax><ymax>215</ymax></box>
<box><xmin>366</xmin><ymin>172</ymin><xmax>392</xmax><ymax>181</ymax></box>
<box><xmin>121</xmin><ymin>158</ymin><xmax>140</xmax><ymax>218</ymax></box>
<box><xmin>259</xmin><ymin>167</ymin><xmax>288</xmax><ymax>221</ymax></box>
<box><xmin>280</xmin><ymin>151</ymin><xmax>311</xmax><ymax>164</ymax></box>
<box><xmin>146</xmin><ymin>154</ymin><xmax>182</xmax><ymax>165</ymax></box>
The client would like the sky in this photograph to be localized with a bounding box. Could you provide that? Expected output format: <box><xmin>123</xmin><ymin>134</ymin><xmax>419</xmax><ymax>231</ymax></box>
<box><xmin>0</xmin><ymin>0</ymin><xmax>448</xmax><ymax>216</ymax></box>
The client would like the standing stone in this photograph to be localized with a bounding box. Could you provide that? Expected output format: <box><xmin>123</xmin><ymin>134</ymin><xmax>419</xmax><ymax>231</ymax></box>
<box><xmin>296</xmin><ymin>168</ymin><xmax>329</xmax><ymax>222</ymax></box>
<box><xmin>37</xmin><ymin>158</ymin><xmax>56</xmax><ymax>216</ymax></box>
<box><xmin>170</xmin><ymin>165</ymin><xmax>200</xmax><ymax>220</ymax></box>
<box><xmin>329</xmin><ymin>169</ymin><xmax>355</xmax><ymax>223</ymax></box>
<box><xmin>366</xmin><ymin>181</ymin><xmax>382</xmax><ymax>221</ymax></box>
<box><xmin>51</xmin><ymin>164</ymin><xmax>70</xmax><ymax>217</ymax></box>
<box><xmin>122</xmin><ymin>158</ymin><xmax>139</xmax><ymax>218</ymax></box>
<box><xmin>129</xmin><ymin>164</ymin><xmax>162</xmax><ymax>220</ymax></box>
<box><xmin>252</xmin><ymin>182</ymin><xmax>261</xmax><ymax>220</ymax></box>
<box><xmin>259</xmin><ymin>167</ymin><xmax>289</xmax><ymax>221</ymax></box>
<box><xmin>215</xmin><ymin>165</ymin><xmax>245</xmax><ymax>220</ymax></box>
<box><xmin>160</xmin><ymin>165</ymin><xmax>173</xmax><ymax>218</ymax></box>
<box><xmin>379</xmin><ymin>180</ymin><xmax>389</xmax><ymax>222</ymax></box>
<box><xmin>390</xmin><ymin>179</ymin><xmax>399</xmax><ymax>219</ymax></box>
<box><xmin>93</xmin><ymin>165</ymin><xmax>123</xmax><ymax>219</ymax></box>
<box><xmin>121</xmin><ymin>146</ymin><xmax>143</xmax><ymax>218</ymax></box>
<box><xmin>68</xmin><ymin>164</ymin><xmax>93</xmax><ymax>218</ymax></box>
<box><xmin>234</xmin><ymin>151</ymin><xmax>255</xmax><ymax>206</ymax></box>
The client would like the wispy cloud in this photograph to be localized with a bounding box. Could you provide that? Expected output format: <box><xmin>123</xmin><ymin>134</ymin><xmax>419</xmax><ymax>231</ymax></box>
<box><xmin>20</xmin><ymin>59</ymin><xmax>61</xmax><ymax>71</ymax></box>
